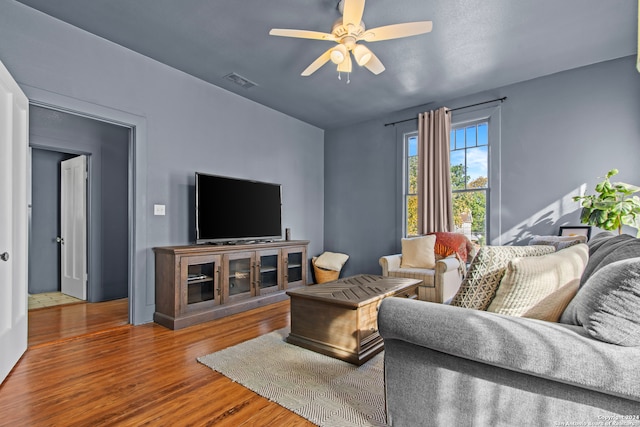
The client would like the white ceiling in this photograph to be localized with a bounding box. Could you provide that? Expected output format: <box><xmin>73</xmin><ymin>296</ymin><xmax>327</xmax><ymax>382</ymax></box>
<box><xmin>16</xmin><ymin>0</ymin><xmax>638</xmax><ymax>130</ymax></box>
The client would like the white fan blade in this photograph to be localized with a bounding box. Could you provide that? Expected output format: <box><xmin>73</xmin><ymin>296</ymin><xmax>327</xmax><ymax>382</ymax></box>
<box><xmin>301</xmin><ymin>48</ymin><xmax>333</xmax><ymax>76</ymax></box>
<box><xmin>343</xmin><ymin>0</ymin><xmax>366</xmax><ymax>27</ymax></box>
<box><xmin>361</xmin><ymin>21</ymin><xmax>433</xmax><ymax>42</ymax></box>
<box><xmin>363</xmin><ymin>51</ymin><xmax>385</xmax><ymax>75</ymax></box>
<box><xmin>269</xmin><ymin>28</ymin><xmax>335</xmax><ymax>41</ymax></box>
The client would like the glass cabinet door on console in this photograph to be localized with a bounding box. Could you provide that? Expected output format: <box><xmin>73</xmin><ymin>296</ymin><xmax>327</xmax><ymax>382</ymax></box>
<box><xmin>282</xmin><ymin>246</ymin><xmax>307</xmax><ymax>289</ymax></box>
<box><xmin>180</xmin><ymin>254</ymin><xmax>221</xmax><ymax>313</ymax></box>
<box><xmin>256</xmin><ymin>249</ymin><xmax>281</xmax><ymax>295</ymax></box>
<box><xmin>223</xmin><ymin>252</ymin><xmax>256</xmax><ymax>303</ymax></box>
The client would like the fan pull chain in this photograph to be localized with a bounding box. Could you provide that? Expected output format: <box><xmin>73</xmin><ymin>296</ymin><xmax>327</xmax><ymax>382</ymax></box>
<box><xmin>337</xmin><ymin>72</ymin><xmax>351</xmax><ymax>84</ymax></box>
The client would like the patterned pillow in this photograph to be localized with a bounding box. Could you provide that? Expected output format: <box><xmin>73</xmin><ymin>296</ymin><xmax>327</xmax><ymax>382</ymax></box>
<box><xmin>560</xmin><ymin>257</ymin><xmax>640</xmax><ymax>346</ymax></box>
<box><xmin>450</xmin><ymin>245</ymin><xmax>555</xmax><ymax>310</ymax></box>
<box><xmin>487</xmin><ymin>244</ymin><xmax>588</xmax><ymax>316</ymax></box>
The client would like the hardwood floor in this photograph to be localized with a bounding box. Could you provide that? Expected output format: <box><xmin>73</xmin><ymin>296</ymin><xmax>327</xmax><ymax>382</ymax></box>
<box><xmin>1</xmin><ymin>300</ymin><xmax>313</xmax><ymax>426</ymax></box>
<box><xmin>28</xmin><ymin>298</ymin><xmax>130</xmax><ymax>348</ymax></box>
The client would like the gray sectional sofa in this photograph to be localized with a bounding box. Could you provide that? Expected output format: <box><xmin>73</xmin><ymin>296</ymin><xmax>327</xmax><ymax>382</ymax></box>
<box><xmin>378</xmin><ymin>232</ymin><xmax>640</xmax><ymax>426</ymax></box>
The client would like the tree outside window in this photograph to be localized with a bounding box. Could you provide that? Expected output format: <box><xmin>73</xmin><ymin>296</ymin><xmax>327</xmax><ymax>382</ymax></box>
<box><xmin>450</xmin><ymin>122</ymin><xmax>488</xmax><ymax>245</ymax></box>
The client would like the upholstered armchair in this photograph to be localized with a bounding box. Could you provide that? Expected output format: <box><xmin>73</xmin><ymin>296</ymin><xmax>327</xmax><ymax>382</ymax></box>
<box><xmin>379</xmin><ymin>254</ymin><xmax>462</xmax><ymax>303</ymax></box>
<box><xmin>379</xmin><ymin>232</ymin><xmax>475</xmax><ymax>304</ymax></box>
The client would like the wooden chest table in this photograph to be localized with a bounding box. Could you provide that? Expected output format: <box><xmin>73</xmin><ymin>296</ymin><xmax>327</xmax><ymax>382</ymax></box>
<box><xmin>286</xmin><ymin>274</ymin><xmax>421</xmax><ymax>365</ymax></box>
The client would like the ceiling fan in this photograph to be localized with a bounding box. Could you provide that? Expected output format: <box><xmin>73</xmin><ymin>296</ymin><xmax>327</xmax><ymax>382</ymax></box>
<box><xmin>269</xmin><ymin>0</ymin><xmax>432</xmax><ymax>80</ymax></box>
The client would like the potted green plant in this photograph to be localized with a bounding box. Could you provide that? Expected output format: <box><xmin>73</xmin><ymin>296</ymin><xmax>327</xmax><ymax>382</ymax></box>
<box><xmin>573</xmin><ymin>169</ymin><xmax>640</xmax><ymax>237</ymax></box>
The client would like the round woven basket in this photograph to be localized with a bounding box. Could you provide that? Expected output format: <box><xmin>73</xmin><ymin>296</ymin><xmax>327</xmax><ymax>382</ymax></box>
<box><xmin>312</xmin><ymin>257</ymin><xmax>340</xmax><ymax>284</ymax></box>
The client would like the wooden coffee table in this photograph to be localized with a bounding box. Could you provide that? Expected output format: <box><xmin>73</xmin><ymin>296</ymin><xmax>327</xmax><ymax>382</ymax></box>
<box><xmin>286</xmin><ymin>274</ymin><xmax>421</xmax><ymax>365</ymax></box>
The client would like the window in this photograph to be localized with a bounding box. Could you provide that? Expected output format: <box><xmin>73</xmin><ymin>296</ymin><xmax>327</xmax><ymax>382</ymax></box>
<box><xmin>450</xmin><ymin>121</ymin><xmax>489</xmax><ymax>245</ymax></box>
<box><xmin>404</xmin><ymin>132</ymin><xmax>418</xmax><ymax>236</ymax></box>
<box><xmin>399</xmin><ymin>105</ymin><xmax>499</xmax><ymax>245</ymax></box>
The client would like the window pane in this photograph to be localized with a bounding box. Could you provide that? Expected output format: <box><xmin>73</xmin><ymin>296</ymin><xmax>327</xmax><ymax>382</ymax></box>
<box><xmin>455</xmin><ymin>128</ymin><xmax>465</xmax><ymax>149</ymax></box>
<box><xmin>450</xmin><ymin>151</ymin><xmax>466</xmax><ymax>190</ymax></box>
<box><xmin>465</xmin><ymin>145</ymin><xmax>488</xmax><ymax>187</ymax></box>
<box><xmin>465</xmin><ymin>126</ymin><xmax>477</xmax><ymax>147</ymax></box>
<box><xmin>453</xmin><ymin>190</ymin><xmax>486</xmax><ymax>246</ymax></box>
<box><xmin>408</xmin><ymin>136</ymin><xmax>418</xmax><ymax>157</ymax></box>
<box><xmin>408</xmin><ymin>155</ymin><xmax>418</xmax><ymax>194</ymax></box>
<box><xmin>406</xmin><ymin>195</ymin><xmax>418</xmax><ymax>236</ymax></box>
<box><xmin>450</xmin><ymin>130</ymin><xmax>455</xmax><ymax>150</ymax></box>
<box><xmin>478</xmin><ymin>123</ymin><xmax>488</xmax><ymax>146</ymax></box>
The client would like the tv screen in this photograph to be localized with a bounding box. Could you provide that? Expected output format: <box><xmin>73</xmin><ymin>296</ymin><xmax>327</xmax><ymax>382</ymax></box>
<box><xmin>196</xmin><ymin>173</ymin><xmax>282</xmax><ymax>244</ymax></box>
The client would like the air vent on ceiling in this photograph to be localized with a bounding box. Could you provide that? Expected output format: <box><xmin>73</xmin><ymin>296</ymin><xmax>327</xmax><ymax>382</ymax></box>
<box><xmin>223</xmin><ymin>73</ymin><xmax>258</xmax><ymax>89</ymax></box>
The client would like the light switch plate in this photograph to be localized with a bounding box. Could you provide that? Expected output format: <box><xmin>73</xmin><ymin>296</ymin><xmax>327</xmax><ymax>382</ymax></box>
<box><xmin>154</xmin><ymin>204</ymin><xmax>166</xmax><ymax>216</ymax></box>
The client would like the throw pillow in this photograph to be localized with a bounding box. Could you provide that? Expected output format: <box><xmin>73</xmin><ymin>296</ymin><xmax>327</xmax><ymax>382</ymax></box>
<box><xmin>428</xmin><ymin>232</ymin><xmax>473</xmax><ymax>263</ymax></box>
<box><xmin>579</xmin><ymin>233</ymin><xmax>640</xmax><ymax>287</ymax></box>
<box><xmin>400</xmin><ymin>235</ymin><xmax>436</xmax><ymax>269</ymax></box>
<box><xmin>314</xmin><ymin>251</ymin><xmax>349</xmax><ymax>272</ymax></box>
<box><xmin>560</xmin><ymin>257</ymin><xmax>640</xmax><ymax>346</ymax></box>
<box><xmin>450</xmin><ymin>245</ymin><xmax>555</xmax><ymax>310</ymax></box>
<box><xmin>487</xmin><ymin>244</ymin><xmax>588</xmax><ymax>317</ymax></box>
<box><xmin>528</xmin><ymin>235</ymin><xmax>587</xmax><ymax>251</ymax></box>
<box><xmin>522</xmin><ymin>279</ymin><xmax>580</xmax><ymax>322</ymax></box>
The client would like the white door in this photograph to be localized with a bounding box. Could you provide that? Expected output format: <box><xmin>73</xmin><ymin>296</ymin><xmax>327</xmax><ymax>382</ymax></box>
<box><xmin>60</xmin><ymin>155</ymin><xmax>87</xmax><ymax>300</ymax></box>
<box><xmin>0</xmin><ymin>59</ymin><xmax>29</xmax><ymax>384</ymax></box>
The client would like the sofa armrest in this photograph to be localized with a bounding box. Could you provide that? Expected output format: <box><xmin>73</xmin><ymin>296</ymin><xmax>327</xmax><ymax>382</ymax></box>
<box><xmin>378</xmin><ymin>298</ymin><xmax>640</xmax><ymax>401</ymax></box>
<box><xmin>379</xmin><ymin>254</ymin><xmax>402</xmax><ymax>276</ymax></box>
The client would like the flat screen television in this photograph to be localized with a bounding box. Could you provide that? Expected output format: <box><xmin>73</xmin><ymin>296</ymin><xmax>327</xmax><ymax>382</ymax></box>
<box><xmin>196</xmin><ymin>172</ymin><xmax>282</xmax><ymax>244</ymax></box>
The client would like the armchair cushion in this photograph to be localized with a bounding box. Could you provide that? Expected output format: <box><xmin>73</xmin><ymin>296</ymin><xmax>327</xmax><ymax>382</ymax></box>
<box><xmin>400</xmin><ymin>235</ymin><xmax>436</xmax><ymax>269</ymax></box>
<box><xmin>450</xmin><ymin>245</ymin><xmax>555</xmax><ymax>311</ymax></box>
<box><xmin>487</xmin><ymin>244</ymin><xmax>588</xmax><ymax>316</ymax></box>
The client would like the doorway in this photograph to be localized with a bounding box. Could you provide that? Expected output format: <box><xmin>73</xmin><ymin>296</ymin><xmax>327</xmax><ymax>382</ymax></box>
<box><xmin>28</xmin><ymin>105</ymin><xmax>130</xmax><ymax>344</ymax></box>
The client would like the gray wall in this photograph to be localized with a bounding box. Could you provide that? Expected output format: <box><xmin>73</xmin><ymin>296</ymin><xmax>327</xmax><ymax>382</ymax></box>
<box><xmin>0</xmin><ymin>1</ymin><xmax>324</xmax><ymax>323</ymax></box>
<box><xmin>30</xmin><ymin>106</ymin><xmax>130</xmax><ymax>302</ymax></box>
<box><xmin>325</xmin><ymin>56</ymin><xmax>640</xmax><ymax>277</ymax></box>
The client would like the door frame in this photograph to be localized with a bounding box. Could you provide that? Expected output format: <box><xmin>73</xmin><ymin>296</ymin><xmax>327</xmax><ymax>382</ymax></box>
<box><xmin>23</xmin><ymin>84</ymin><xmax>149</xmax><ymax>325</ymax></box>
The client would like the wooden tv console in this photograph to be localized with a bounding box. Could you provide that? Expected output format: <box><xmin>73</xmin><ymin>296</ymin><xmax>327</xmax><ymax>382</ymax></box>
<box><xmin>153</xmin><ymin>240</ymin><xmax>308</xmax><ymax>329</ymax></box>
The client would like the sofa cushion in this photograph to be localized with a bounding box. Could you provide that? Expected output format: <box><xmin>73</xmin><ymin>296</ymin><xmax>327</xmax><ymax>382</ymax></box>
<box><xmin>528</xmin><ymin>234</ymin><xmax>587</xmax><ymax>250</ymax></box>
<box><xmin>580</xmin><ymin>233</ymin><xmax>640</xmax><ymax>287</ymax></box>
<box><xmin>401</xmin><ymin>235</ymin><xmax>436</xmax><ymax>269</ymax></box>
<box><xmin>314</xmin><ymin>251</ymin><xmax>349</xmax><ymax>272</ymax></box>
<box><xmin>487</xmin><ymin>244</ymin><xmax>588</xmax><ymax>317</ymax></box>
<box><xmin>560</xmin><ymin>257</ymin><xmax>640</xmax><ymax>346</ymax></box>
<box><xmin>450</xmin><ymin>245</ymin><xmax>555</xmax><ymax>310</ymax></box>
<box><xmin>522</xmin><ymin>279</ymin><xmax>580</xmax><ymax>322</ymax></box>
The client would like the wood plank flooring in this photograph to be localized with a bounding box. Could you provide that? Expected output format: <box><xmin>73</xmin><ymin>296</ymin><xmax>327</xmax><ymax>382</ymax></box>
<box><xmin>1</xmin><ymin>300</ymin><xmax>314</xmax><ymax>426</ymax></box>
<box><xmin>28</xmin><ymin>298</ymin><xmax>130</xmax><ymax>348</ymax></box>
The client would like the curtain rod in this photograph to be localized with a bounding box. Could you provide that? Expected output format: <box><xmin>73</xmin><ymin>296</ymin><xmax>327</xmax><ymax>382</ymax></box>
<box><xmin>383</xmin><ymin>96</ymin><xmax>507</xmax><ymax>127</ymax></box>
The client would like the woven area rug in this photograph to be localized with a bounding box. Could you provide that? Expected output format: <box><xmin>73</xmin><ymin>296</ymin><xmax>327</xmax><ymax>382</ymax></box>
<box><xmin>197</xmin><ymin>328</ymin><xmax>386</xmax><ymax>427</ymax></box>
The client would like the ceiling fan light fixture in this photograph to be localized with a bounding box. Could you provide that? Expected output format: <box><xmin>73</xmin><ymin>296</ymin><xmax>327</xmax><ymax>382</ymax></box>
<box><xmin>353</xmin><ymin>44</ymin><xmax>372</xmax><ymax>66</ymax></box>
<box><xmin>336</xmin><ymin>52</ymin><xmax>352</xmax><ymax>73</ymax></box>
<box><xmin>330</xmin><ymin>44</ymin><xmax>347</xmax><ymax>64</ymax></box>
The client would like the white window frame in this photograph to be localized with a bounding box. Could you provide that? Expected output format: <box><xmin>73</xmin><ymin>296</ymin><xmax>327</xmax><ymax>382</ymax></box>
<box><xmin>450</xmin><ymin>119</ymin><xmax>490</xmax><ymax>244</ymax></box>
<box><xmin>451</xmin><ymin>105</ymin><xmax>502</xmax><ymax>245</ymax></box>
